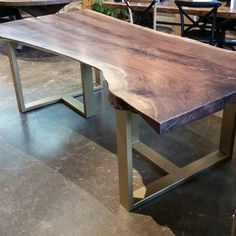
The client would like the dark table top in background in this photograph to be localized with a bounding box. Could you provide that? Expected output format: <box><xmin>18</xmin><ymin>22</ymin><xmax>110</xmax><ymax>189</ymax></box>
<box><xmin>103</xmin><ymin>0</ymin><xmax>236</xmax><ymax>18</ymax></box>
<box><xmin>0</xmin><ymin>0</ymin><xmax>75</xmax><ymax>6</ymax></box>
<box><xmin>0</xmin><ymin>0</ymin><xmax>77</xmax><ymax>16</ymax></box>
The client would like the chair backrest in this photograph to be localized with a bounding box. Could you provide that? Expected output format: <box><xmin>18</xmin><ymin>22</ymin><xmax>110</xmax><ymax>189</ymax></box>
<box><xmin>175</xmin><ymin>0</ymin><xmax>222</xmax><ymax>45</ymax></box>
<box><xmin>124</xmin><ymin>0</ymin><xmax>157</xmax><ymax>28</ymax></box>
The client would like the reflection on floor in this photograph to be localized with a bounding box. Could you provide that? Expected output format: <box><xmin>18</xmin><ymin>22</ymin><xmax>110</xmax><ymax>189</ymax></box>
<box><xmin>0</xmin><ymin>43</ymin><xmax>235</xmax><ymax>236</ymax></box>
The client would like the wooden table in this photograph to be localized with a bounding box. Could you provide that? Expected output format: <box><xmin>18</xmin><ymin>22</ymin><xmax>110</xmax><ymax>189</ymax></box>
<box><xmin>0</xmin><ymin>10</ymin><xmax>236</xmax><ymax>210</ymax></box>
<box><xmin>0</xmin><ymin>0</ymin><xmax>77</xmax><ymax>16</ymax></box>
<box><xmin>103</xmin><ymin>0</ymin><xmax>236</xmax><ymax>18</ymax></box>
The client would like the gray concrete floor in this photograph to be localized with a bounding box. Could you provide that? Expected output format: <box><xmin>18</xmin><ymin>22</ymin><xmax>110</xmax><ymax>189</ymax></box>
<box><xmin>0</xmin><ymin>41</ymin><xmax>236</xmax><ymax>236</ymax></box>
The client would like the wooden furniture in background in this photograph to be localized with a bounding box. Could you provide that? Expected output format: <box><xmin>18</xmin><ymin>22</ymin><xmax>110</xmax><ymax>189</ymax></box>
<box><xmin>103</xmin><ymin>0</ymin><xmax>236</xmax><ymax>18</ymax></box>
<box><xmin>103</xmin><ymin>0</ymin><xmax>236</xmax><ymax>44</ymax></box>
<box><xmin>0</xmin><ymin>0</ymin><xmax>77</xmax><ymax>16</ymax></box>
<box><xmin>175</xmin><ymin>0</ymin><xmax>222</xmax><ymax>45</ymax></box>
<box><xmin>124</xmin><ymin>0</ymin><xmax>157</xmax><ymax>29</ymax></box>
<box><xmin>0</xmin><ymin>10</ymin><xmax>235</xmax><ymax>211</ymax></box>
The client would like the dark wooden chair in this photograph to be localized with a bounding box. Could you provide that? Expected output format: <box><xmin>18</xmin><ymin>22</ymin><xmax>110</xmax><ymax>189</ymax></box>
<box><xmin>175</xmin><ymin>0</ymin><xmax>222</xmax><ymax>45</ymax></box>
<box><xmin>123</xmin><ymin>0</ymin><xmax>157</xmax><ymax>29</ymax></box>
<box><xmin>218</xmin><ymin>18</ymin><xmax>236</xmax><ymax>50</ymax></box>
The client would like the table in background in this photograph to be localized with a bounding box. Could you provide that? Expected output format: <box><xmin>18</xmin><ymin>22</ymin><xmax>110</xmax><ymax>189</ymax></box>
<box><xmin>103</xmin><ymin>0</ymin><xmax>236</xmax><ymax>18</ymax></box>
<box><xmin>0</xmin><ymin>0</ymin><xmax>77</xmax><ymax>17</ymax></box>
<box><xmin>104</xmin><ymin>0</ymin><xmax>236</xmax><ymax>46</ymax></box>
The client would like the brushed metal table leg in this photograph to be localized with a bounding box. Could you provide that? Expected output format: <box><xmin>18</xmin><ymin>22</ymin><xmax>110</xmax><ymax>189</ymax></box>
<box><xmin>117</xmin><ymin>110</ymin><xmax>134</xmax><ymax>211</ymax></box>
<box><xmin>116</xmin><ymin>111</ymin><xmax>141</xmax><ymax>210</ymax></box>
<box><xmin>81</xmin><ymin>62</ymin><xmax>95</xmax><ymax>117</ymax></box>
<box><xmin>62</xmin><ymin>62</ymin><xmax>96</xmax><ymax>117</ymax></box>
<box><xmin>7</xmin><ymin>41</ymin><xmax>26</xmax><ymax>112</ymax></box>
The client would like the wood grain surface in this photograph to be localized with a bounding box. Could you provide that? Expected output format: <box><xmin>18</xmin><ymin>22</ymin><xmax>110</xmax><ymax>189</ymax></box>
<box><xmin>0</xmin><ymin>0</ymin><xmax>75</xmax><ymax>7</ymax></box>
<box><xmin>103</xmin><ymin>0</ymin><xmax>236</xmax><ymax>18</ymax></box>
<box><xmin>0</xmin><ymin>10</ymin><xmax>235</xmax><ymax>133</ymax></box>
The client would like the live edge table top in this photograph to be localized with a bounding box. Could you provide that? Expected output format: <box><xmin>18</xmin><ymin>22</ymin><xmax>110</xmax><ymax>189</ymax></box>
<box><xmin>0</xmin><ymin>10</ymin><xmax>236</xmax><ymax>134</ymax></box>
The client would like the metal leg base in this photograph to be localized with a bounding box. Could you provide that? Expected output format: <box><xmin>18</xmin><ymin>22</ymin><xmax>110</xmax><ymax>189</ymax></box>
<box><xmin>6</xmin><ymin>41</ymin><xmax>103</xmax><ymax>118</ymax></box>
<box><xmin>117</xmin><ymin>104</ymin><xmax>236</xmax><ymax>211</ymax></box>
<box><xmin>21</xmin><ymin>83</ymin><xmax>102</xmax><ymax>117</ymax></box>
<box><xmin>133</xmin><ymin>144</ymin><xmax>229</xmax><ymax>209</ymax></box>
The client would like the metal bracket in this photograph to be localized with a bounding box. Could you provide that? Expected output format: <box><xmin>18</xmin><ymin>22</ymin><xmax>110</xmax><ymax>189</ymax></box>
<box><xmin>116</xmin><ymin>104</ymin><xmax>236</xmax><ymax>211</ymax></box>
<box><xmin>6</xmin><ymin>41</ymin><xmax>103</xmax><ymax>118</ymax></box>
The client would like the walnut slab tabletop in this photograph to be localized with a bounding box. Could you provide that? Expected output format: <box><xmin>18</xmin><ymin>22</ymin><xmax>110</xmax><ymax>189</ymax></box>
<box><xmin>0</xmin><ymin>10</ymin><xmax>235</xmax><ymax>134</ymax></box>
<box><xmin>0</xmin><ymin>10</ymin><xmax>236</xmax><ymax>211</ymax></box>
<box><xmin>103</xmin><ymin>0</ymin><xmax>236</xmax><ymax>18</ymax></box>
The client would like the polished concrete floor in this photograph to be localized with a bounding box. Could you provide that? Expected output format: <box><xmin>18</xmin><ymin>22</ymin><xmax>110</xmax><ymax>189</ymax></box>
<box><xmin>0</xmin><ymin>41</ymin><xmax>236</xmax><ymax>236</ymax></box>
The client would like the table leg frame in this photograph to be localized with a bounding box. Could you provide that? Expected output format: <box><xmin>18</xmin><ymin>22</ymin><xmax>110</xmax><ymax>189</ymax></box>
<box><xmin>6</xmin><ymin>41</ymin><xmax>102</xmax><ymax>118</ymax></box>
<box><xmin>116</xmin><ymin>104</ymin><xmax>236</xmax><ymax>211</ymax></box>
